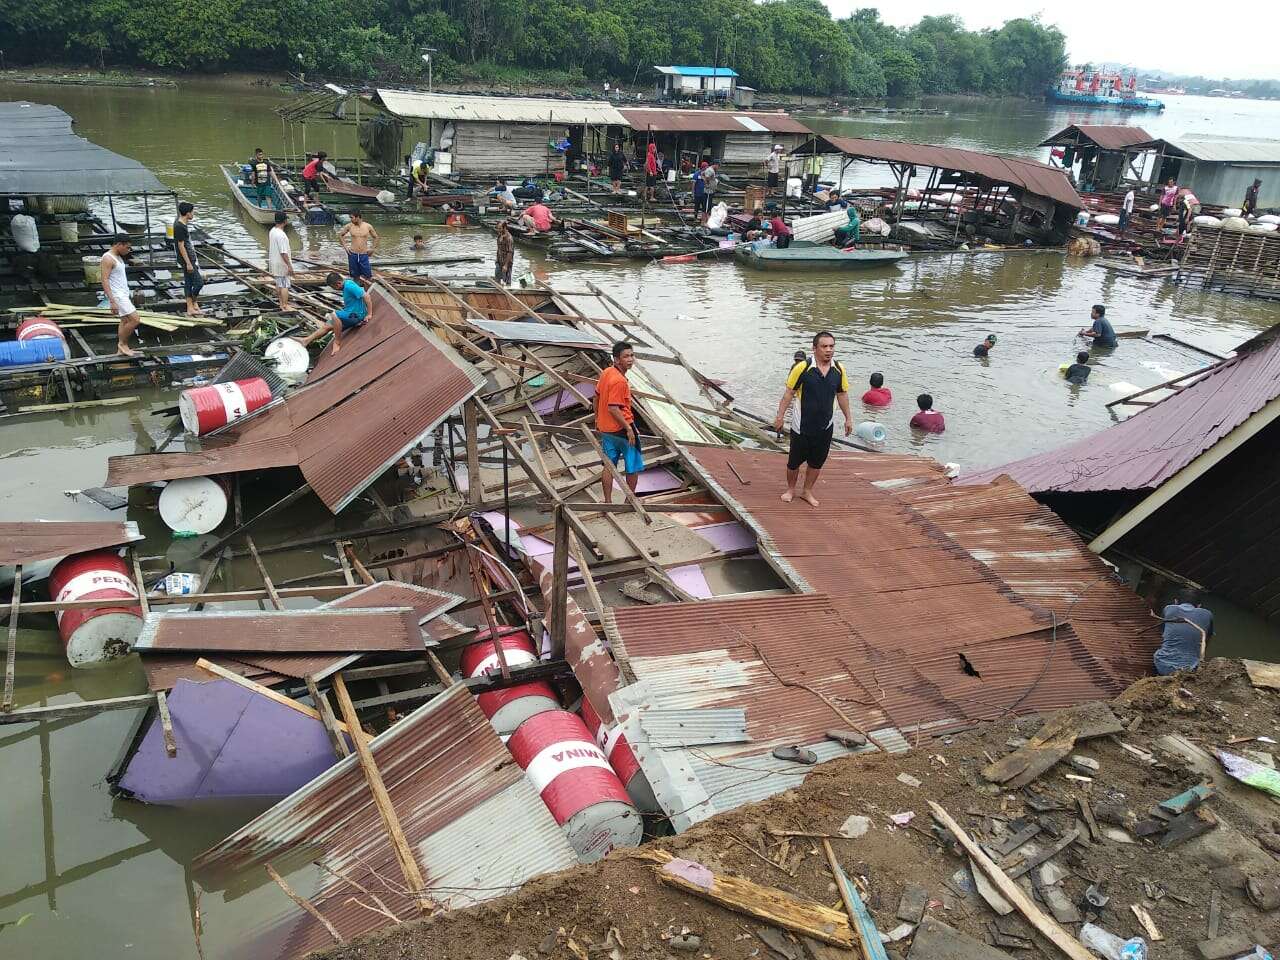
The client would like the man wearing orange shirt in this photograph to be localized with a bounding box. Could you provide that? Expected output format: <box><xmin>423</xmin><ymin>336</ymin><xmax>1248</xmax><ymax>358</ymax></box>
<box><xmin>595</xmin><ymin>341</ymin><xmax>644</xmax><ymax>502</ymax></box>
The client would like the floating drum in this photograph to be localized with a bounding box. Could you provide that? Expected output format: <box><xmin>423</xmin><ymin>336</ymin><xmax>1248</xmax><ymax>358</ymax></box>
<box><xmin>265</xmin><ymin>337</ymin><xmax>310</xmax><ymax>383</ymax></box>
<box><xmin>460</xmin><ymin>630</ymin><xmax>559</xmax><ymax>736</ymax></box>
<box><xmin>48</xmin><ymin>551</ymin><xmax>143</xmax><ymax>667</ymax></box>
<box><xmin>0</xmin><ymin>337</ymin><xmax>67</xmax><ymax>366</ymax></box>
<box><xmin>581</xmin><ymin>695</ymin><xmax>658</xmax><ymax>813</ymax></box>
<box><xmin>17</xmin><ymin>316</ymin><xmax>65</xmax><ymax>342</ymax></box>
<box><xmin>508</xmin><ymin>710</ymin><xmax>643</xmax><ymax>862</ymax></box>
<box><xmin>178</xmin><ymin>377</ymin><xmax>272</xmax><ymax>436</ymax></box>
<box><xmin>158</xmin><ymin>476</ymin><xmax>231</xmax><ymax>535</ymax></box>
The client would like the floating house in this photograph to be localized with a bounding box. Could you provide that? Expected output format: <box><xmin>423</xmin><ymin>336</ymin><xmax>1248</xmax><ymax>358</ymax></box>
<box><xmin>1152</xmin><ymin>135</ymin><xmax>1280</xmax><ymax>209</ymax></box>
<box><xmin>1040</xmin><ymin>124</ymin><xmax>1157</xmax><ymax>192</ymax></box>
<box><xmin>371</xmin><ymin>90</ymin><xmax>628</xmax><ymax>178</ymax></box>
<box><xmin>964</xmin><ymin>325</ymin><xmax>1280</xmax><ymax>620</ymax></box>
<box><xmin>654</xmin><ymin>66</ymin><xmax>740</xmax><ymax>104</ymax></box>
<box><xmin>618</xmin><ymin>107</ymin><xmax>810</xmax><ymax>171</ymax></box>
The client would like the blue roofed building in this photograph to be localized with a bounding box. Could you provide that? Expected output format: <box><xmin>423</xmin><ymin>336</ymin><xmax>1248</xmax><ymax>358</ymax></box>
<box><xmin>654</xmin><ymin>66</ymin><xmax>740</xmax><ymax>103</ymax></box>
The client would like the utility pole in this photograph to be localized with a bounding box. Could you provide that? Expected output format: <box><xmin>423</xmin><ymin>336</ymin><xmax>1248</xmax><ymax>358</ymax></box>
<box><xmin>421</xmin><ymin>47</ymin><xmax>437</xmax><ymax>92</ymax></box>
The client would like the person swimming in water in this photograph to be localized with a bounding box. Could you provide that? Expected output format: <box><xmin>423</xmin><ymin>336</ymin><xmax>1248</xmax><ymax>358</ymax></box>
<box><xmin>1064</xmin><ymin>351</ymin><xmax>1091</xmax><ymax>385</ymax></box>
<box><xmin>973</xmin><ymin>334</ymin><xmax>997</xmax><ymax>358</ymax></box>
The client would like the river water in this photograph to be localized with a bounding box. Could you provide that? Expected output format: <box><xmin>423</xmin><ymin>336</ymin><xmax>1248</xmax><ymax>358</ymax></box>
<box><xmin>1</xmin><ymin>79</ymin><xmax>1279</xmax><ymax>958</ymax></box>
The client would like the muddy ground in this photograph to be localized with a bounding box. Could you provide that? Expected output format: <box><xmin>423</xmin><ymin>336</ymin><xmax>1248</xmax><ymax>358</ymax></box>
<box><xmin>320</xmin><ymin>659</ymin><xmax>1280</xmax><ymax>960</ymax></box>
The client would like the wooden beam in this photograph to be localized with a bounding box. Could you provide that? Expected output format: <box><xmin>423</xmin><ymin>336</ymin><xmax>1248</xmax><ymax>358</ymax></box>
<box><xmin>130</xmin><ymin>550</ymin><xmax>151</xmax><ymax>617</ymax></box>
<box><xmin>306</xmin><ymin>675</ymin><xmax>350</xmax><ymax>761</ymax></box>
<box><xmin>3</xmin><ymin>564</ymin><xmax>21</xmax><ymax>712</ymax></box>
<box><xmin>550</xmin><ymin>506</ymin><xmax>570</xmax><ymax>659</ymax></box>
<box><xmin>0</xmin><ymin>693</ymin><xmax>156</xmax><ymax>725</ymax></box>
<box><xmin>822</xmin><ymin>839</ymin><xmax>887</xmax><ymax>960</ymax></box>
<box><xmin>463</xmin><ymin>399</ymin><xmax>483</xmax><ymax>505</ymax></box>
<box><xmin>245</xmin><ymin>535</ymin><xmax>283</xmax><ymax>609</ymax></box>
<box><xmin>195</xmin><ymin>658</ymin><xmax>367</xmax><ymax>741</ymax></box>
<box><xmin>156</xmin><ymin>689</ymin><xmax>177</xmax><ymax>758</ymax></box>
<box><xmin>265</xmin><ymin>863</ymin><xmax>345</xmax><ymax>944</ymax></box>
<box><xmin>928</xmin><ymin>802</ymin><xmax>1094</xmax><ymax>960</ymax></box>
<box><xmin>577</xmin><ymin>424</ymin><xmax>652</xmax><ymax>524</ymax></box>
<box><xmin>331</xmin><ymin>673</ymin><xmax>429</xmax><ymax>911</ymax></box>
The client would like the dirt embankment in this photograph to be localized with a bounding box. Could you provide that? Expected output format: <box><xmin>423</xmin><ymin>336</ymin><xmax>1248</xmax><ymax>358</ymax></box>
<box><xmin>320</xmin><ymin>659</ymin><xmax>1280</xmax><ymax>960</ymax></box>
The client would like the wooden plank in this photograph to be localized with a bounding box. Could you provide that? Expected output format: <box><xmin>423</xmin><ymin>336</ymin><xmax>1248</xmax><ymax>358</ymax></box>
<box><xmin>1130</xmin><ymin>904</ymin><xmax>1163</xmax><ymax>942</ymax></box>
<box><xmin>550</xmin><ymin>506</ymin><xmax>569</xmax><ymax>660</ymax></box>
<box><xmin>306</xmin><ymin>675</ymin><xmax>349</xmax><ymax>760</ymax></box>
<box><xmin>3</xmin><ymin>564</ymin><xmax>21</xmax><ymax>712</ymax></box>
<box><xmin>130</xmin><ymin>550</ymin><xmax>151</xmax><ymax>617</ymax></box>
<box><xmin>1243</xmin><ymin>659</ymin><xmax>1280</xmax><ymax>691</ymax></box>
<box><xmin>331</xmin><ymin>673</ymin><xmax>429</xmax><ymax>911</ymax></box>
<box><xmin>245</xmin><ymin>536</ymin><xmax>282</xmax><ymax>609</ymax></box>
<box><xmin>0</xmin><ymin>693</ymin><xmax>156</xmax><ymax>724</ymax></box>
<box><xmin>463</xmin><ymin>399</ymin><xmax>483</xmax><ymax>504</ymax></box>
<box><xmin>822</xmin><ymin>839</ymin><xmax>888</xmax><ymax>960</ymax></box>
<box><xmin>265</xmin><ymin>862</ymin><xmax>344</xmax><ymax>944</ymax></box>
<box><xmin>928</xmin><ymin>802</ymin><xmax>1095</xmax><ymax>960</ymax></box>
<box><xmin>652</xmin><ymin>851</ymin><xmax>853</xmax><ymax>947</ymax></box>
<box><xmin>195</xmin><ymin>658</ymin><xmax>367</xmax><ymax>741</ymax></box>
<box><xmin>1006</xmin><ymin>829</ymin><xmax>1080</xmax><ymax>879</ymax></box>
<box><xmin>156</xmin><ymin>689</ymin><xmax>177</xmax><ymax>758</ymax></box>
<box><xmin>577</xmin><ymin>423</ymin><xmax>652</xmax><ymax>524</ymax></box>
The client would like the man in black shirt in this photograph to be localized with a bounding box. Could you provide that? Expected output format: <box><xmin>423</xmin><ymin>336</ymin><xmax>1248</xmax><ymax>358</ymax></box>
<box><xmin>772</xmin><ymin>331</ymin><xmax>852</xmax><ymax>507</ymax></box>
<box><xmin>973</xmin><ymin>334</ymin><xmax>996</xmax><ymax>358</ymax></box>
<box><xmin>1064</xmin><ymin>351</ymin><xmax>1091</xmax><ymax>385</ymax></box>
<box><xmin>172</xmin><ymin>201</ymin><xmax>202</xmax><ymax>316</ymax></box>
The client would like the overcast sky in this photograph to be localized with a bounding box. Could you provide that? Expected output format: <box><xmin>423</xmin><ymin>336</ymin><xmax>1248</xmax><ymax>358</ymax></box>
<box><xmin>824</xmin><ymin>1</ymin><xmax>1274</xmax><ymax>81</ymax></box>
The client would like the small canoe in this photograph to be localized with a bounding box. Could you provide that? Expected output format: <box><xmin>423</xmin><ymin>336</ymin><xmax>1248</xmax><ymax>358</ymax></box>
<box><xmin>220</xmin><ymin>164</ymin><xmax>298</xmax><ymax>226</ymax></box>
<box><xmin>735</xmin><ymin>239</ymin><xmax>908</xmax><ymax>271</ymax></box>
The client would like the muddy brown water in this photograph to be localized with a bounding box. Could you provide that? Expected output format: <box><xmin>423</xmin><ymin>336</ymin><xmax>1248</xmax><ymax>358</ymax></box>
<box><xmin>2</xmin><ymin>79</ymin><xmax>1280</xmax><ymax>958</ymax></box>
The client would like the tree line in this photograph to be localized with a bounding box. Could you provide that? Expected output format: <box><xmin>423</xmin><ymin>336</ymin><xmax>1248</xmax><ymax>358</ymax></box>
<box><xmin>2</xmin><ymin>1</ymin><xmax>1066</xmax><ymax>99</ymax></box>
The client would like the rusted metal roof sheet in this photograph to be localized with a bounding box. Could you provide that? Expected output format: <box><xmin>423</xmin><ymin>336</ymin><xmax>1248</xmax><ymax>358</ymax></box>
<box><xmin>141</xmin><ymin>654</ymin><xmax>286</xmax><ymax>692</ymax></box>
<box><xmin>1039</xmin><ymin>124</ymin><xmax>1157</xmax><ymax>151</ymax></box>
<box><xmin>0</xmin><ymin>520</ymin><xmax>144</xmax><ymax>566</ymax></box>
<box><xmin>327</xmin><ymin>580</ymin><xmax>463</xmax><ymax>622</ymax></box>
<box><xmin>194</xmin><ymin>684</ymin><xmax>576</xmax><ymax>958</ymax></box>
<box><xmin>105</xmin><ymin>285</ymin><xmax>485</xmax><ymax>513</ymax></box>
<box><xmin>619</xmin><ymin>107</ymin><xmax>811</xmax><ymax>135</ymax></box>
<box><xmin>962</xmin><ymin>331</ymin><xmax>1280</xmax><ymax>494</ymax></box>
<box><xmin>809</xmin><ymin>134</ymin><xmax>1083</xmax><ymax>208</ymax></box>
<box><xmin>134</xmin><ymin>607</ymin><xmax>424</xmax><ymax>653</ymax></box>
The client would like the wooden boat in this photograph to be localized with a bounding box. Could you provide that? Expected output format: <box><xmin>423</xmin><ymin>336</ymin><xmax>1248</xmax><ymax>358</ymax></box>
<box><xmin>735</xmin><ymin>239</ymin><xmax>908</xmax><ymax>271</ymax></box>
<box><xmin>220</xmin><ymin>164</ymin><xmax>298</xmax><ymax>225</ymax></box>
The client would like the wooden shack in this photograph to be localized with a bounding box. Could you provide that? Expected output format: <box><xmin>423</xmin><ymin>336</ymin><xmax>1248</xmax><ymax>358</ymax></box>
<box><xmin>618</xmin><ymin>107</ymin><xmax>810</xmax><ymax>174</ymax></box>
<box><xmin>1039</xmin><ymin>124</ymin><xmax>1158</xmax><ymax>191</ymax></box>
<box><xmin>372</xmin><ymin>90</ymin><xmax>628</xmax><ymax>180</ymax></box>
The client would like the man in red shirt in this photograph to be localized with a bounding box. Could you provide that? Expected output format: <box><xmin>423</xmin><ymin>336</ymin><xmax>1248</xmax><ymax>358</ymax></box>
<box><xmin>909</xmin><ymin>393</ymin><xmax>946</xmax><ymax>433</ymax></box>
<box><xmin>522</xmin><ymin>202</ymin><xmax>557</xmax><ymax>233</ymax></box>
<box><xmin>595</xmin><ymin>341</ymin><xmax>644</xmax><ymax>502</ymax></box>
<box><xmin>767</xmin><ymin>210</ymin><xmax>793</xmax><ymax>249</ymax></box>
<box><xmin>861</xmin><ymin>372</ymin><xmax>892</xmax><ymax>407</ymax></box>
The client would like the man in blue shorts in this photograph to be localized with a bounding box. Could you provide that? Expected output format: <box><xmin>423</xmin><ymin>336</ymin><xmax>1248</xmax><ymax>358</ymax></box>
<box><xmin>595</xmin><ymin>341</ymin><xmax>644</xmax><ymax>502</ymax></box>
<box><xmin>337</xmin><ymin>211</ymin><xmax>378</xmax><ymax>284</ymax></box>
<box><xmin>294</xmin><ymin>272</ymin><xmax>374</xmax><ymax>356</ymax></box>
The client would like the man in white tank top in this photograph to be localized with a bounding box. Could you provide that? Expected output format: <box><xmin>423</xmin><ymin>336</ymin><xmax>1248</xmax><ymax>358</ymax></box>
<box><xmin>100</xmin><ymin>236</ymin><xmax>141</xmax><ymax>356</ymax></box>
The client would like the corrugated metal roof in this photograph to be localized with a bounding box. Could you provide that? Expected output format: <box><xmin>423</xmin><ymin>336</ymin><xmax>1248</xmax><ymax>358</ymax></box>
<box><xmin>134</xmin><ymin>607</ymin><xmax>423</xmax><ymax>653</ymax></box>
<box><xmin>655</xmin><ymin>66</ymin><xmax>739</xmax><ymax>78</ymax></box>
<box><xmin>1164</xmin><ymin>135</ymin><xmax>1280</xmax><ymax>164</ymax></box>
<box><xmin>374</xmin><ymin>89</ymin><xmax>626</xmax><ymax>126</ymax></box>
<box><xmin>962</xmin><ymin>330</ymin><xmax>1280</xmax><ymax>494</ymax></box>
<box><xmin>0</xmin><ymin>520</ymin><xmax>143</xmax><ymax>566</ymax></box>
<box><xmin>105</xmin><ymin>286</ymin><xmax>486</xmax><ymax>513</ymax></box>
<box><xmin>195</xmin><ymin>685</ymin><xmax>576</xmax><ymax>958</ymax></box>
<box><xmin>620</xmin><ymin>108</ymin><xmax>811</xmax><ymax>135</ymax></box>
<box><xmin>1038</xmin><ymin>124</ymin><xmax>1156</xmax><ymax>151</ymax></box>
<box><xmin>326</xmin><ymin>581</ymin><xmax>463</xmax><ymax>623</ymax></box>
<box><xmin>808</xmin><ymin>134</ymin><xmax>1083</xmax><ymax>209</ymax></box>
<box><xmin>0</xmin><ymin>101</ymin><xmax>169</xmax><ymax>196</ymax></box>
<box><xmin>141</xmin><ymin>654</ymin><xmax>286</xmax><ymax>692</ymax></box>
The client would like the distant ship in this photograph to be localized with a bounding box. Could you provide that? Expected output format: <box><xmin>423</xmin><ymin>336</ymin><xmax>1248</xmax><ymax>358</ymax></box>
<box><xmin>1047</xmin><ymin>70</ymin><xmax>1165</xmax><ymax>111</ymax></box>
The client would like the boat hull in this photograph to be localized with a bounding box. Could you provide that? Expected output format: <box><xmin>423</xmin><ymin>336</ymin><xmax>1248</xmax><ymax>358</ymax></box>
<box><xmin>1046</xmin><ymin>90</ymin><xmax>1164</xmax><ymax>111</ymax></box>
<box><xmin>735</xmin><ymin>241</ymin><xmax>907</xmax><ymax>271</ymax></box>
<box><xmin>221</xmin><ymin>164</ymin><xmax>298</xmax><ymax>225</ymax></box>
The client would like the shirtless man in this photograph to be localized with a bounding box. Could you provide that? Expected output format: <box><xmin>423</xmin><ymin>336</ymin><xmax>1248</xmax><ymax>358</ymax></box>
<box><xmin>337</xmin><ymin>211</ymin><xmax>379</xmax><ymax>284</ymax></box>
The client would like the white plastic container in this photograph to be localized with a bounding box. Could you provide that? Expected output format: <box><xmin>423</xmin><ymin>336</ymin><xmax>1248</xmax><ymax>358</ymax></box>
<box><xmin>855</xmin><ymin>421</ymin><xmax>886</xmax><ymax>443</ymax></box>
<box><xmin>161</xmin><ymin>572</ymin><xmax>201</xmax><ymax>595</ymax></box>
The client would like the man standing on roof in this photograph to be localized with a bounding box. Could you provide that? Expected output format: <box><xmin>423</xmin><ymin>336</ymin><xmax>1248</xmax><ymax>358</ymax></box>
<box><xmin>595</xmin><ymin>341</ymin><xmax>644</xmax><ymax>503</ymax></box>
<box><xmin>338</xmin><ymin>211</ymin><xmax>378</xmax><ymax>284</ymax></box>
<box><xmin>764</xmin><ymin>144</ymin><xmax>783</xmax><ymax>195</ymax></box>
<box><xmin>772</xmin><ymin>331</ymin><xmax>852</xmax><ymax>508</ymax></box>
<box><xmin>101</xmin><ymin>235</ymin><xmax>141</xmax><ymax>357</ymax></box>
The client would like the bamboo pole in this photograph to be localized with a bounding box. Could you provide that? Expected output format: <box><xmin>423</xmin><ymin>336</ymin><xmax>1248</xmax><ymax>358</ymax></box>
<box><xmin>3</xmin><ymin>564</ymin><xmax>21</xmax><ymax>712</ymax></box>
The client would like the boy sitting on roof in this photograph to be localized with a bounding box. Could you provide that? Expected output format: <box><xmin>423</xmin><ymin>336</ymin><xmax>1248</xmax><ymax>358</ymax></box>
<box><xmin>293</xmin><ymin>272</ymin><xmax>373</xmax><ymax>357</ymax></box>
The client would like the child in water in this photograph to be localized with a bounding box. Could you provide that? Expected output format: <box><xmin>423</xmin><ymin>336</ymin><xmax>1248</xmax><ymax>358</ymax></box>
<box><xmin>1064</xmin><ymin>351</ymin><xmax>1091</xmax><ymax>385</ymax></box>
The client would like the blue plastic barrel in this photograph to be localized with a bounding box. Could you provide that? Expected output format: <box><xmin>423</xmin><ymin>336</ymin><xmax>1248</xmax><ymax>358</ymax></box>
<box><xmin>0</xmin><ymin>337</ymin><xmax>69</xmax><ymax>366</ymax></box>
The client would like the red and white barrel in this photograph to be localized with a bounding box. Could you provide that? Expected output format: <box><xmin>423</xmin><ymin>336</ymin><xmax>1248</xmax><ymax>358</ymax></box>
<box><xmin>157</xmin><ymin>476</ymin><xmax>231</xmax><ymax>535</ymax></box>
<box><xmin>48</xmin><ymin>551</ymin><xmax>143</xmax><ymax>667</ymax></box>
<box><xmin>581</xmin><ymin>695</ymin><xmax>659</xmax><ymax>813</ymax></box>
<box><xmin>508</xmin><ymin>710</ymin><xmax>643</xmax><ymax>862</ymax></box>
<box><xmin>17</xmin><ymin>316</ymin><xmax>65</xmax><ymax>342</ymax></box>
<box><xmin>460</xmin><ymin>629</ymin><xmax>559</xmax><ymax>736</ymax></box>
<box><xmin>178</xmin><ymin>377</ymin><xmax>272</xmax><ymax>436</ymax></box>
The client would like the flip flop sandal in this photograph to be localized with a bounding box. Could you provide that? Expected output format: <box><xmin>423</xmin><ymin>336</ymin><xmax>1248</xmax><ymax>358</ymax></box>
<box><xmin>772</xmin><ymin>745</ymin><xmax>818</xmax><ymax>764</ymax></box>
<box><xmin>825</xmin><ymin>728</ymin><xmax>868</xmax><ymax>749</ymax></box>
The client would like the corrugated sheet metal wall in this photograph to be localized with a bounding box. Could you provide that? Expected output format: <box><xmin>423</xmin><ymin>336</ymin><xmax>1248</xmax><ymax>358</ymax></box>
<box><xmin>722</xmin><ymin>132</ymin><xmax>802</xmax><ymax>163</ymax></box>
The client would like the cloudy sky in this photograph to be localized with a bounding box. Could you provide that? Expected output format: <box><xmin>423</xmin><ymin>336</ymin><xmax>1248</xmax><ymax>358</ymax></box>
<box><xmin>823</xmin><ymin>1</ymin><xmax>1273</xmax><ymax>81</ymax></box>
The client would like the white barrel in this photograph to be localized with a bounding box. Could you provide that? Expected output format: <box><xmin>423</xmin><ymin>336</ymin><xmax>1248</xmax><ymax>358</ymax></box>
<box><xmin>59</xmin><ymin>221</ymin><xmax>79</xmax><ymax>243</ymax></box>
<box><xmin>855</xmin><ymin>421</ymin><xmax>887</xmax><ymax>443</ymax></box>
<box><xmin>265</xmin><ymin>337</ymin><xmax>310</xmax><ymax>382</ymax></box>
<box><xmin>158</xmin><ymin>476</ymin><xmax>230</xmax><ymax>535</ymax></box>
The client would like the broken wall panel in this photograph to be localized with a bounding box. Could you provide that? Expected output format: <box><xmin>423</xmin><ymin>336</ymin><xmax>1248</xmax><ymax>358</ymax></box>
<box><xmin>134</xmin><ymin>607</ymin><xmax>424</xmax><ymax>654</ymax></box>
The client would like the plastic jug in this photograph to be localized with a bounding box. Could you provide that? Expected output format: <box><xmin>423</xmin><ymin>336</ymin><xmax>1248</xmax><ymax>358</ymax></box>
<box><xmin>1079</xmin><ymin>923</ymin><xmax>1147</xmax><ymax>960</ymax></box>
<box><xmin>854</xmin><ymin>421</ymin><xmax>887</xmax><ymax>444</ymax></box>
